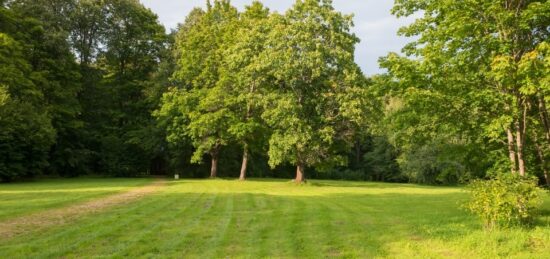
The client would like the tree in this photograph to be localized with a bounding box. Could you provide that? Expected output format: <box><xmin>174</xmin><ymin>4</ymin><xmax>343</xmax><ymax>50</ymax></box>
<box><xmin>70</xmin><ymin>0</ymin><xmax>106</xmax><ymax>66</ymax></box>
<box><xmin>8</xmin><ymin>0</ymin><xmax>87</xmax><ymax>176</ymax></box>
<box><xmin>381</xmin><ymin>0</ymin><xmax>550</xmax><ymax>179</ymax></box>
<box><xmin>221</xmin><ymin>1</ymin><xmax>271</xmax><ymax>180</ymax></box>
<box><xmin>159</xmin><ymin>1</ymin><xmax>239</xmax><ymax>178</ymax></box>
<box><xmin>257</xmin><ymin>0</ymin><xmax>366</xmax><ymax>182</ymax></box>
<box><xmin>0</xmin><ymin>8</ymin><xmax>56</xmax><ymax>181</ymax></box>
<box><xmin>94</xmin><ymin>0</ymin><xmax>167</xmax><ymax>176</ymax></box>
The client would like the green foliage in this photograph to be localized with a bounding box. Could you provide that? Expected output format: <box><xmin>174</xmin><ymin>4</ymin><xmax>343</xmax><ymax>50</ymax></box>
<box><xmin>2</xmin><ymin>0</ymin><xmax>547</xmax><ymax>185</ymax></box>
<box><xmin>0</xmin><ymin>26</ymin><xmax>55</xmax><ymax>181</ymax></box>
<box><xmin>0</xmin><ymin>0</ymin><xmax>168</xmax><ymax>179</ymax></box>
<box><xmin>158</xmin><ymin>0</ymin><xmax>371</xmax><ymax>180</ymax></box>
<box><xmin>1</xmin><ymin>0</ymin><xmax>85</xmax><ymax>177</ymax></box>
<box><xmin>160</xmin><ymin>1</ymin><xmax>239</xmax><ymax>168</ymax></box>
<box><xmin>363</xmin><ymin>136</ymin><xmax>402</xmax><ymax>182</ymax></box>
<box><xmin>465</xmin><ymin>174</ymin><xmax>545</xmax><ymax>229</ymax></box>
<box><xmin>378</xmin><ymin>0</ymin><xmax>550</xmax><ymax>181</ymax></box>
<box><xmin>397</xmin><ymin>141</ymin><xmax>482</xmax><ymax>185</ymax></box>
<box><xmin>221</xmin><ymin>1</ymin><xmax>271</xmax><ymax>164</ymax></box>
<box><xmin>69</xmin><ymin>0</ymin><xmax>168</xmax><ymax>176</ymax></box>
<box><xmin>95</xmin><ymin>0</ymin><xmax>167</xmax><ymax>176</ymax></box>
<box><xmin>258</xmin><ymin>0</ymin><xmax>366</xmax><ymax>172</ymax></box>
<box><xmin>0</xmin><ymin>99</ymin><xmax>55</xmax><ymax>181</ymax></box>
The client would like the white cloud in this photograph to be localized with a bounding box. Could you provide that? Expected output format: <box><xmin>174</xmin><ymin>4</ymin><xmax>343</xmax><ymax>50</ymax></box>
<box><xmin>140</xmin><ymin>0</ymin><xmax>417</xmax><ymax>75</ymax></box>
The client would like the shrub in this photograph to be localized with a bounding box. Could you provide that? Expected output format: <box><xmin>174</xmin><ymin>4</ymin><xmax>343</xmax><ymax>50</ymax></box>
<box><xmin>465</xmin><ymin>173</ymin><xmax>545</xmax><ymax>229</ymax></box>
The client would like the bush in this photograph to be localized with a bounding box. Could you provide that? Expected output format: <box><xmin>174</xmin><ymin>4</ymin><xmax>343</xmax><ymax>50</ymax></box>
<box><xmin>465</xmin><ymin>173</ymin><xmax>545</xmax><ymax>229</ymax></box>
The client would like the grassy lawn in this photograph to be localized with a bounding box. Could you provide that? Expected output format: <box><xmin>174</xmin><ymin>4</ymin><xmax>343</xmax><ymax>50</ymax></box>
<box><xmin>0</xmin><ymin>177</ymin><xmax>152</xmax><ymax>221</ymax></box>
<box><xmin>0</xmin><ymin>178</ymin><xmax>549</xmax><ymax>258</ymax></box>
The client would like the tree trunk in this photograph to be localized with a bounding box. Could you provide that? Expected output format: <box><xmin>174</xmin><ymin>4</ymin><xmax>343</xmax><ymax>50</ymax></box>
<box><xmin>355</xmin><ymin>139</ymin><xmax>361</xmax><ymax>168</ymax></box>
<box><xmin>544</xmin><ymin>167</ymin><xmax>550</xmax><ymax>187</ymax></box>
<box><xmin>210</xmin><ymin>152</ymin><xmax>218</xmax><ymax>178</ymax></box>
<box><xmin>295</xmin><ymin>163</ymin><xmax>305</xmax><ymax>183</ymax></box>
<box><xmin>516</xmin><ymin>125</ymin><xmax>526</xmax><ymax>177</ymax></box>
<box><xmin>538</xmin><ymin>95</ymin><xmax>550</xmax><ymax>144</ymax></box>
<box><xmin>239</xmin><ymin>146</ymin><xmax>249</xmax><ymax>181</ymax></box>
<box><xmin>516</xmin><ymin>102</ymin><xmax>528</xmax><ymax>177</ymax></box>
<box><xmin>533</xmin><ymin>132</ymin><xmax>550</xmax><ymax>186</ymax></box>
<box><xmin>507</xmin><ymin>127</ymin><xmax>517</xmax><ymax>174</ymax></box>
<box><xmin>534</xmin><ymin>141</ymin><xmax>550</xmax><ymax>186</ymax></box>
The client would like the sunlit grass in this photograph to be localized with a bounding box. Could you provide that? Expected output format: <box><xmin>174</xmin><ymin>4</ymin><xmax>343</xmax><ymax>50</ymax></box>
<box><xmin>0</xmin><ymin>178</ymin><xmax>549</xmax><ymax>258</ymax></box>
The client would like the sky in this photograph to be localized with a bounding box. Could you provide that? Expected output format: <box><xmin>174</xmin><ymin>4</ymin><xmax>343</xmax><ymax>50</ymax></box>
<box><xmin>139</xmin><ymin>0</ymin><xmax>416</xmax><ymax>75</ymax></box>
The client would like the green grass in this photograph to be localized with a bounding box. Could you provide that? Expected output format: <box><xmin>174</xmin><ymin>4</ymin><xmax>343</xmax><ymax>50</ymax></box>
<box><xmin>0</xmin><ymin>177</ymin><xmax>152</xmax><ymax>221</ymax></box>
<box><xmin>0</xmin><ymin>178</ymin><xmax>549</xmax><ymax>258</ymax></box>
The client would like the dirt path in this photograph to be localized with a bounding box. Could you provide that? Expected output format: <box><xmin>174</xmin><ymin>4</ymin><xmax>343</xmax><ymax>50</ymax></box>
<box><xmin>0</xmin><ymin>179</ymin><xmax>167</xmax><ymax>240</ymax></box>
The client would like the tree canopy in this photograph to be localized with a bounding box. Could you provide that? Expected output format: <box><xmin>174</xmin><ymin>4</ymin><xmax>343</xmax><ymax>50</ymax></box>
<box><xmin>157</xmin><ymin>0</ymin><xmax>369</xmax><ymax>182</ymax></box>
<box><xmin>0</xmin><ymin>0</ymin><xmax>547</xmax><ymax>185</ymax></box>
<box><xmin>377</xmin><ymin>0</ymin><xmax>550</xmax><ymax>184</ymax></box>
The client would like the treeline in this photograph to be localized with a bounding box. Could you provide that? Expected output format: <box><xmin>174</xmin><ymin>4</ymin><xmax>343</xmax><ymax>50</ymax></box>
<box><xmin>0</xmin><ymin>0</ymin><xmax>168</xmax><ymax>180</ymax></box>
<box><xmin>1</xmin><ymin>0</ymin><xmax>548</xmax><ymax>185</ymax></box>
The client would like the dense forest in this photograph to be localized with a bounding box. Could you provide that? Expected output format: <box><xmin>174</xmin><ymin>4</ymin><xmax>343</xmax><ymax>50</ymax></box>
<box><xmin>0</xmin><ymin>0</ymin><xmax>548</xmax><ymax>185</ymax></box>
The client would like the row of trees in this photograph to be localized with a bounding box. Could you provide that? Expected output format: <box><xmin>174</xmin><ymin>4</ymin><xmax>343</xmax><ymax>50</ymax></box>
<box><xmin>0</xmin><ymin>0</ymin><xmax>378</xmax><ymax>183</ymax></box>
<box><xmin>156</xmin><ymin>0</ymin><xmax>371</xmax><ymax>182</ymax></box>
<box><xmin>1</xmin><ymin>0</ymin><xmax>548</xmax><ymax>185</ymax></box>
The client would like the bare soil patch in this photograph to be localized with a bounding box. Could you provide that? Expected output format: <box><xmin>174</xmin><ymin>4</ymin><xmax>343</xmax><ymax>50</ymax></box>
<box><xmin>0</xmin><ymin>179</ymin><xmax>166</xmax><ymax>239</ymax></box>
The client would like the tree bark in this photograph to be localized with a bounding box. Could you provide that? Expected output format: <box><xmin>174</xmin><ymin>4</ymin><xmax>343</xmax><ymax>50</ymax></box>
<box><xmin>239</xmin><ymin>145</ymin><xmax>249</xmax><ymax>181</ymax></box>
<box><xmin>507</xmin><ymin>127</ymin><xmax>518</xmax><ymax>174</ymax></box>
<box><xmin>534</xmin><ymin>140</ymin><xmax>550</xmax><ymax>186</ymax></box>
<box><xmin>516</xmin><ymin>124</ymin><xmax>526</xmax><ymax>177</ymax></box>
<box><xmin>544</xmin><ymin>166</ymin><xmax>550</xmax><ymax>187</ymax></box>
<box><xmin>538</xmin><ymin>94</ymin><xmax>550</xmax><ymax>144</ymax></box>
<box><xmin>516</xmin><ymin>102</ymin><xmax>528</xmax><ymax>177</ymax></box>
<box><xmin>355</xmin><ymin>139</ymin><xmax>361</xmax><ymax>168</ymax></box>
<box><xmin>295</xmin><ymin>162</ymin><xmax>305</xmax><ymax>183</ymax></box>
<box><xmin>210</xmin><ymin>150</ymin><xmax>219</xmax><ymax>178</ymax></box>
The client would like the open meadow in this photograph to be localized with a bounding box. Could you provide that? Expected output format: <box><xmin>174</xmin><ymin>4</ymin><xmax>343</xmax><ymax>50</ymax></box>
<box><xmin>1</xmin><ymin>178</ymin><xmax>549</xmax><ymax>258</ymax></box>
<box><xmin>2</xmin><ymin>0</ymin><xmax>549</xmax><ymax>258</ymax></box>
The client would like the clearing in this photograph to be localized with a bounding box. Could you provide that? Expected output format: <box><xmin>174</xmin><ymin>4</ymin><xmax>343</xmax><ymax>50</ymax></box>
<box><xmin>0</xmin><ymin>178</ymin><xmax>549</xmax><ymax>258</ymax></box>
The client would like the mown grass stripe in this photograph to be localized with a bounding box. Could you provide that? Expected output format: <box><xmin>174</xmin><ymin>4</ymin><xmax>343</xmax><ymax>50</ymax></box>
<box><xmin>109</xmin><ymin>192</ymin><xmax>208</xmax><ymax>257</ymax></box>
<box><xmin>0</xmin><ymin>193</ymin><xmax>163</xmax><ymax>258</ymax></box>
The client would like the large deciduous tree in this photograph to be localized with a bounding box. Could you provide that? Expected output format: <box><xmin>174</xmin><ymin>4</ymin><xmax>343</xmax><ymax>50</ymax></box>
<box><xmin>258</xmin><ymin>0</ymin><xmax>367</xmax><ymax>182</ymax></box>
<box><xmin>221</xmin><ymin>1</ymin><xmax>271</xmax><ymax>180</ymax></box>
<box><xmin>380</xmin><ymin>0</ymin><xmax>549</xmax><ymax>180</ymax></box>
<box><xmin>159</xmin><ymin>1</ymin><xmax>239</xmax><ymax>178</ymax></box>
<box><xmin>95</xmin><ymin>0</ymin><xmax>167</xmax><ymax>176</ymax></box>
